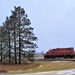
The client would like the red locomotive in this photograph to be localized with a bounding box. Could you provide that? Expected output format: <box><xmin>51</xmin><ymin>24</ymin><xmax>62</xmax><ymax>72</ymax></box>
<box><xmin>44</xmin><ymin>47</ymin><xmax>75</xmax><ymax>59</ymax></box>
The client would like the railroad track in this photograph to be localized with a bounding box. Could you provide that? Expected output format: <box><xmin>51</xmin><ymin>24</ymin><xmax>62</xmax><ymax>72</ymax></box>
<box><xmin>35</xmin><ymin>56</ymin><xmax>75</xmax><ymax>62</ymax></box>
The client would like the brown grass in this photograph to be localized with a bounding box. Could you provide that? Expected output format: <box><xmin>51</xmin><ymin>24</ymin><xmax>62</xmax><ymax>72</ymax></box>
<box><xmin>0</xmin><ymin>63</ymin><xmax>40</xmax><ymax>73</ymax></box>
<box><xmin>15</xmin><ymin>61</ymin><xmax>75</xmax><ymax>73</ymax></box>
<box><xmin>1</xmin><ymin>61</ymin><xmax>75</xmax><ymax>73</ymax></box>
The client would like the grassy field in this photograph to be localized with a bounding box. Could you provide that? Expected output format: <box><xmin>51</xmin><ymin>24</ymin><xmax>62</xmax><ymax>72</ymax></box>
<box><xmin>9</xmin><ymin>61</ymin><xmax>75</xmax><ymax>73</ymax></box>
<box><xmin>0</xmin><ymin>63</ymin><xmax>40</xmax><ymax>73</ymax></box>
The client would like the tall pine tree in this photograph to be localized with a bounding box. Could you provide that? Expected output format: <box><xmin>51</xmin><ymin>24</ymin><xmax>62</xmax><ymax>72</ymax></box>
<box><xmin>0</xmin><ymin>6</ymin><xmax>38</xmax><ymax>64</ymax></box>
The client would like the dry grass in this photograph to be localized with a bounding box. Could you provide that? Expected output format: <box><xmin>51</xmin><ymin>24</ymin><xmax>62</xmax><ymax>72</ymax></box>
<box><xmin>10</xmin><ymin>61</ymin><xmax>75</xmax><ymax>73</ymax></box>
<box><xmin>0</xmin><ymin>60</ymin><xmax>74</xmax><ymax>73</ymax></box>
<box><xmin>0</xmin><ymin>63</ymin><xmax>40</xmax><ymax>73</ymax></box>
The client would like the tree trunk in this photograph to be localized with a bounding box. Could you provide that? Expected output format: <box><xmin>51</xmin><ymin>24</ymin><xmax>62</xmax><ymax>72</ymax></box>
<box><xmin>1</xmin><ymin>37</ymin><xmax>2</xmax><ymax>64</ymax></box>
<box><xmin>14</xmin><ymin>29</ymin><xmax>17</xmax><ymax>64</ymax></box>
<box><xmin>8</xmin><ymin>31</ymin><xmax>11</xmax><ymax>64</ymax></box>
<box><xmin>1</xmin><ymin>27</ymin><xmax>2</xmax><ymax>64</ymax></box>
<box><xmin>18</xmin><ymin>11</ymin><xmax>21</xmax><ymax>64</ymax></box>
<box><xmin>19</xmin><ymin>26</ymin><xmax>21</xmax><ymax>64</ymax></box>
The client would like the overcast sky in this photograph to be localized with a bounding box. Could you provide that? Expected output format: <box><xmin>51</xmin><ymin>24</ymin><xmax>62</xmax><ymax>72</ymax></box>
<box><xmin>0</xmin><ymin>0</ymin><xmax>75</xmax><ymax>52</ymax></box>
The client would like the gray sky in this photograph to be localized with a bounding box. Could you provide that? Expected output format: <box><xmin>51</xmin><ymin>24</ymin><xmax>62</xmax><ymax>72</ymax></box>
<box><xmin>0</xmin><ymin>0</ymin><xmax>75</xmax><ymax>52</ymax></box>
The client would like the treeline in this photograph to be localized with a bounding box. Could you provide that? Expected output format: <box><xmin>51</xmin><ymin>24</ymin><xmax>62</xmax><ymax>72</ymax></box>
<box><xmin>0</xmin><ymin>6</ymin><xmax>38</xmax><ymax>64</ymax></box>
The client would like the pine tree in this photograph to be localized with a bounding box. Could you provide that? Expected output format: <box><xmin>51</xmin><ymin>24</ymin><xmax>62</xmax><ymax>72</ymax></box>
<box><xmin>2</xmin><ymin>17</ymin><xmax>12</xmax><ymax>64</ymax></box>
<box><xmin>11</xmin><ymin>6</ymin><xmax>38</xmax><ymax>63</ymax></box>
<box><xmin>10</xmin><ymin>11</ymin><xmax>18</xmax><ymax>64</ymax></box>
<box><xmin>0</xmin><ymin>6</ymin><xmax>38</xmax><ymax>64</ymax></box>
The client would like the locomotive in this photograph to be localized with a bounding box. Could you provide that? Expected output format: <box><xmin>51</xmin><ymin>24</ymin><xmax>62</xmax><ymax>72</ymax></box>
<box><xmin>44</xmin><ymin>47</ymin><xmax>75</xmax><ymax>59</ymax></box>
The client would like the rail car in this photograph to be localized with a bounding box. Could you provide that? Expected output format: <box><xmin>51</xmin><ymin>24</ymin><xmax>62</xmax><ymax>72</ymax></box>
<box><xmin>44</xmin><ymin>47</ymin><xmax>75</xmax><ymax>59</ymax></box>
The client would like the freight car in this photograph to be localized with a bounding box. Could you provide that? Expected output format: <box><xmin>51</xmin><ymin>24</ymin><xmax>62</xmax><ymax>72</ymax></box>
<box><xmin>44</xmin><ymin>47</ymin><xmax>75</xmax><ymax>59</ymax></box>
